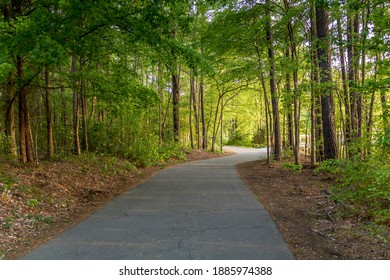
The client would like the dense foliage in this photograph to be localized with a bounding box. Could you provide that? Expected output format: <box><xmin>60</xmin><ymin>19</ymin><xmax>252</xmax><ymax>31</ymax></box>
<box><xmin>1</xmin><ymin>1</ymin><xmax>389</xmax><ymax>222</ymax></box>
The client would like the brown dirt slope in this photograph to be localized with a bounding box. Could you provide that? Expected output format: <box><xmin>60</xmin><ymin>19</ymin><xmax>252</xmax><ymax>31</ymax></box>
<box><xmin>237</xmin><ymin>159</ymin><xmax>390</xmax><ymax>260</ymax></box>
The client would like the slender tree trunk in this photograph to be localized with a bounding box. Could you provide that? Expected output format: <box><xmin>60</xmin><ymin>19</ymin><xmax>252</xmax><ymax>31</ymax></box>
<box><xmin>266</xmin><ymin>0</ymin><xmax>281</xmax><ymax>160</ymax></box>
<box><xmin>347</xmin><ymin>12</ymin><xmax>359</xmax><ymax>143</ymax></box>
<box><xmin>309</xmin><ymin>1</ymin><xmax>316</xmax><ymax>165</ymax></box>
<box><xmin>59</xmin><ymin>78</ymin><xmax>68</xmax><ymax>150</ymax></box>
<box><xmin>261</xmin><ymin>72</ymin><xmax>271</xmax><ymax>163</ymax></box>
<box><xmin>172</xmin><ymin>73</ymin><xmax>180</xmax><ymax>142</ymax></box>
<box><xmin>353</xmin><ymin>13</ymin><xmax>362</xmax><ymax>139</ymax></box>
<box><xmin>316</xmin><ymin>3</ymin><xmax>338</xmax><ymax>160</ymax></box>
<box><xmin>5</xmin><ymin>72</ymin><xmax>17</xmax><ymax>157</ymax></box>
<box><xmin>189</xmin><ymin>71</ymin><xmax>194</xmax><ymax>149</ymax></box>
<box><xmin>366</xmin><ymin>87</ymin><xmax>376</xmax><ymax>145</ymax></box>
<box><xmin>284</xmin><ymin>0</ymin><xmax>300</xmax><ymax>165</ymax></box>
<box><xmin>310</xmin><ymin>72</ymin><xmax>316</xmax><ymax>165</ymax></box>
<box><xmin>361</xmin><ymin>3</ymin><xmax>371</xmax><ymax>153</ymax></box>
<box><xmin>80</xmin><ymin>78</ymin><xmax>89</xmax><ymax>153</ymax></box>
<box><xmin>337</xmin><ymin>16</ymin><xmax>351</xmax><ymax>156</ymax></box>
<box><xmin>191</xmin><ymin>70</ymin><xmax>200</xmax><ymax>149</ymax></box>
<box><xmin>157</xmin><ymin>63</ymin><xmax>163</xmax><ymax>144</ymax></box>
<box><xmin>200</xmin><ymin>80</ymin><xmax>207</xmax><ymax>150</ymax></box>
<box><xmin>72</xmin><ymin>55</ymin><xmax>81</xmax><ymax>156</ymax></box>
<box><xmin>17</xmin><ymin>57</ymin><xmax>34</xmax><ymax>163</ymax></box>
<box><xmin>285</xmin><ymin>50</ymin><xmax>294</xmax><ymax>152</ymax></box>
<box><xmin>211</xmin><ymin>95</ymin><xmax>221</xmax><ymax>153</ymax></box>
<box><xmin>45</xmin><ymin>65</ymin><xmax>54</xmax><ymax>158</ymax></box>
<box><xmin>81</xmin><ymin>94</ymin><xmax>88</xmax><ymax>152</ymax></box>
<box><xmin>379</xmin><ymin>56</ymin><xmax>389</xmax><ymax>135</ymax></box>
<box><xmin>220</xmin><ymin>96</ymin><xmax>224</xmax><ymax>152</ymax></box>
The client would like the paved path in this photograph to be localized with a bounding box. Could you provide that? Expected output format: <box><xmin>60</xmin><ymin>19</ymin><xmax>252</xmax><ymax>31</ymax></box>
<box><xmin>23</xmin><ymin>146</ymin><xmax>294</xmax><ymax>260</ymax></box>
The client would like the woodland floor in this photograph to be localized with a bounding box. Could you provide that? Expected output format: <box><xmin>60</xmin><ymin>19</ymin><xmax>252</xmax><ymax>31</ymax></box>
<box><xmin>1</xmin><ymin>151</ymin><xmax>390</xmax><ymax>260</ymax></box>
<box><xmin>237</xmin><ymin>158</ymin><xmax>390</xmax><ymax>260</ymax></box>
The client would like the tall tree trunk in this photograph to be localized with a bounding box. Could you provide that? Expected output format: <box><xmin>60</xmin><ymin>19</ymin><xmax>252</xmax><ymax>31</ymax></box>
<box><xmin>361</xmin><ymin>2</ymin><xmax>371</xmax><ymax>153</ymax></box>
<box><xmin>285</xmin><ymin>49</ymin><xmax>294</xmax><ymax>152</ymax></box>
<box><xmin>17</xmin><ymin>57</ymin><xmax>34</xmax><ymax>163</ymax></box>
<box><xmin>170</xmin><ymin>27</ymin><xmax>180</xmax><ymax>143</ymax></box>
<box><xmin>284</xmin><ymin>0</ymin><xmax>300</xmax><ymax>165</ymax></box>
<box><xmin>172</xmin><ymin>73</ymin><xmax>180</xmax><ymax>142</ymax></box>
<box><xmin>191</xmin><ymin>70</ymin><xmax>200</xmax><ymax>149</ymax></box>
<box><xmin>80</xmin><ymin>79</ymin><xmax>89</xmax><ymax>153</ymax></box>
<box><xmin>310</xmin><ymin>71</ymin><xmax>316</xmax><ymax>165</ymax></box>
<box><xmin>261</xmin><ymin>72</ymin><xmax>271</xmax><ymax>163</ymax></box>
<box><xmin>72</xmin><ymin>55</ymin><xmax>81</xmax><ymax>156</ymax></box>
<box><xmin>3</xmin><ymin>1</ymin><xmax>17</xmax><ymax>157</ymax></box>
<box><xmin>266</xmin><ymin>0</ymin><xmax>281</xmax><ymax>160</ymax></box>
<box><xmin>59</xmin><ymin>77</ymin><xmax>68</xmax><ymax>150</ymax></box>
<box><xmin>81</xmin><ymin>95</ymin><xmax>88</xmax><ymax>152</ymax></box>
<box><xmin>200</xmin><ymin>80</ymin><xmax>207</xmax><ymax>150</ymax></box>
<box><xmin>354</xmin><ymin>12</ymin><xmax>362</xmax><ymax>139</ymax></box>
<box><xmin>189</xmin><ymin>72</ymin><xmax>194</xmax><ymax>149</ymax></box>
<box><xmin>309</xmin><ymin>1</ymin><xmax>317</xmax><ymax>165</ymax></box>
<box><xmin>336</xmin><ymin>16</ymin><xmax>351</xmax><ymax>156</ymax></box>
<box><xmin>5</xmin><ymin>72</ymin><xmax>17</xmax><ymax>157</ymax></box>
<box><xmin>379</xmin><ymin>55</ymin><xmax>389</xmax><ymax>135</ymax></box>
<box><xmin>316</xmin><ymin>3</ymin><xmax>337</xmax><ymax>160</ymax></box>
<box><xmin>347</xmin><ymin>12</ymin><xmax>359</xmax><ymax>143</ymax></box>
<box><xmin>157</xmin><ymin>63</ymin><xmax>163</xmax><ymax>144</ymax></box>
<box><xmin>45</xmin><ymin>65</ymin><xmax>54</xmax><ymax>158</ymax></box>
<box><xmin>366</xmin><ymin>87</ymin><xmax>376</xmax><ymax>147</ymax></box>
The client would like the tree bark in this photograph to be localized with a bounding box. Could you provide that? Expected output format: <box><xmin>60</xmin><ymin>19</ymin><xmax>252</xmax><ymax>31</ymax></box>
<box><xmin>347</xmin><ymin>12</ymin><xmax>359</xmax><ymax>143</ymax></box>
<box><xmin>45</xmin><ymin>65</ymin><xmax>54</xmax><ymax>158</ymax></box>
<box><xmin>316</xmin><ymin>3</ymin><xmax>338</xmax><ymax>160</ymax></box>
<box><xmin>5</xmin><ymin>72</ymin><xmax>18</xmax><ymax>157</ymax></box>
<box><xmin>261</xmin><ymin>72</ymin><xmax>271</xmax><ymax>163</ymax></box>
<box><xmin>266</xmin><ymin>0</ymin><xmax>281</xmax><ymax>160</ymax></box>
<box><xmin>72</xmin><ymin>55</ymin><xmax>81</xmax><ymax>156</ymax></box>
<box><xmin>379</xmin><ymin>56</ymin><xmax>389</xmax><ymax>135</ymax></box>
<box><xmin>189</xmin><ymin>73</ymin><xmax>194</xmax><ymax>149</ymax></box>
<box><xmin>309</xmin><ymin>0</ymin><xmax>317</xmax><ymax>165</ymax></box>
<box><xmin>172</xmin><ymin>73</ymin><xmax>180</xmax><ymax>142</ymax></box>
<box><xmin>336</xmin><ymin>16</ymin><xmax>351</xmax><ymax>156</ymax></box>
<box><xmin>284</xmin><ymin>0</ymin><xmax>300</xmax><ymax>165</ymax></box>
<box><xmin>200</xmin><ymin>80</ymin><xmax>207</xmax><ymax>150</ymax></box>
<box><xmin>3</xmin><ymin>0</ymin><xmax>17</xmax><ymax>157</ymax></box>
<box><xmin>17</xmin><ymin>57</ymin><xmax>34</xmax><ymax>163</ymax></box>
<box><xmin>157</xmin><ymin>63</ymin><xmax>163</xmax><ymax>144</ymax></box>
<box><xmin>80</xmin><ymin>79</ymin><xmax>89</xmax><ymax>153</ymax></box>
<box><xmin>190</xmin><ymin>69</ymin><xmax>200</xmax><ymax>149</ymax></box>
<box><xmin>285</xmin><ymin>49</ymin><xmax>294</xmax><ymax>152</ymax></box>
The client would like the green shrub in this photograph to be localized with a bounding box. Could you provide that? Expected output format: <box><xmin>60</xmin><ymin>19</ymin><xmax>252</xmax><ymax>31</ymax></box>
<box><xmin>281</xmin><ymin>162</ymin><xmax>303</xmax><ymax>174</ymax></box>
<box><xmin>126</xmin><ymin>136</ymin><xmax>185</xmax><ymax>167</ymax></box>
<box><xmin>317</xmin><ymin>154</ymin><xmax>390</xmax><ymax>224</ymax></box>
<box><xmin>226</xmin><ymin>131</ymin><xmax>255</xmax><ymax>147</ymax></box>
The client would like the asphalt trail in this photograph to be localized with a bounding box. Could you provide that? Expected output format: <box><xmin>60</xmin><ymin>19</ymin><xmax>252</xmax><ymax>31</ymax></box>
<box><xmin>23</xmin><ymin>146</ymin><xmax>294</xmax><ymax>260</ymax></box>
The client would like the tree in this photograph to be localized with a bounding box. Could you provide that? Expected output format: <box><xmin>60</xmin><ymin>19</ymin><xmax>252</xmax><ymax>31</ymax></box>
<box><xmin>316</xmin><ymin>1</ymin><xmax>337</xmax><ymax>160</ymax></box>
<box><xmin>266</xmin><ymin>0</ymin><xmax>282</xmax><ymax>160</ymax></box>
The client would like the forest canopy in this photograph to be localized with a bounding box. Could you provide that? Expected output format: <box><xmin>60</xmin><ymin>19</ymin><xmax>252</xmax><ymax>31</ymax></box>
<box><xmin>0</xmin><ymin>0</ymin><xmax>389</xmax><ymax>168</ymax></box>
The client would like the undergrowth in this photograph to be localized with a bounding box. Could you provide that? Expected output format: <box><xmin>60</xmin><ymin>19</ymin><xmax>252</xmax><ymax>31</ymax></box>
<box><xmin>316</xmin><ymin>153</ymin><xmax>390</xmax><ymax>225</ymax></box>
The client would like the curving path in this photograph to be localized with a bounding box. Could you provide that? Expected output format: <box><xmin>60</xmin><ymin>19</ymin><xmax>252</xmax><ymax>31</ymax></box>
<box><xmin>23</xmin><ymin>146</ymin><xmax>294</xmax><ymax>260</ymax></box>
